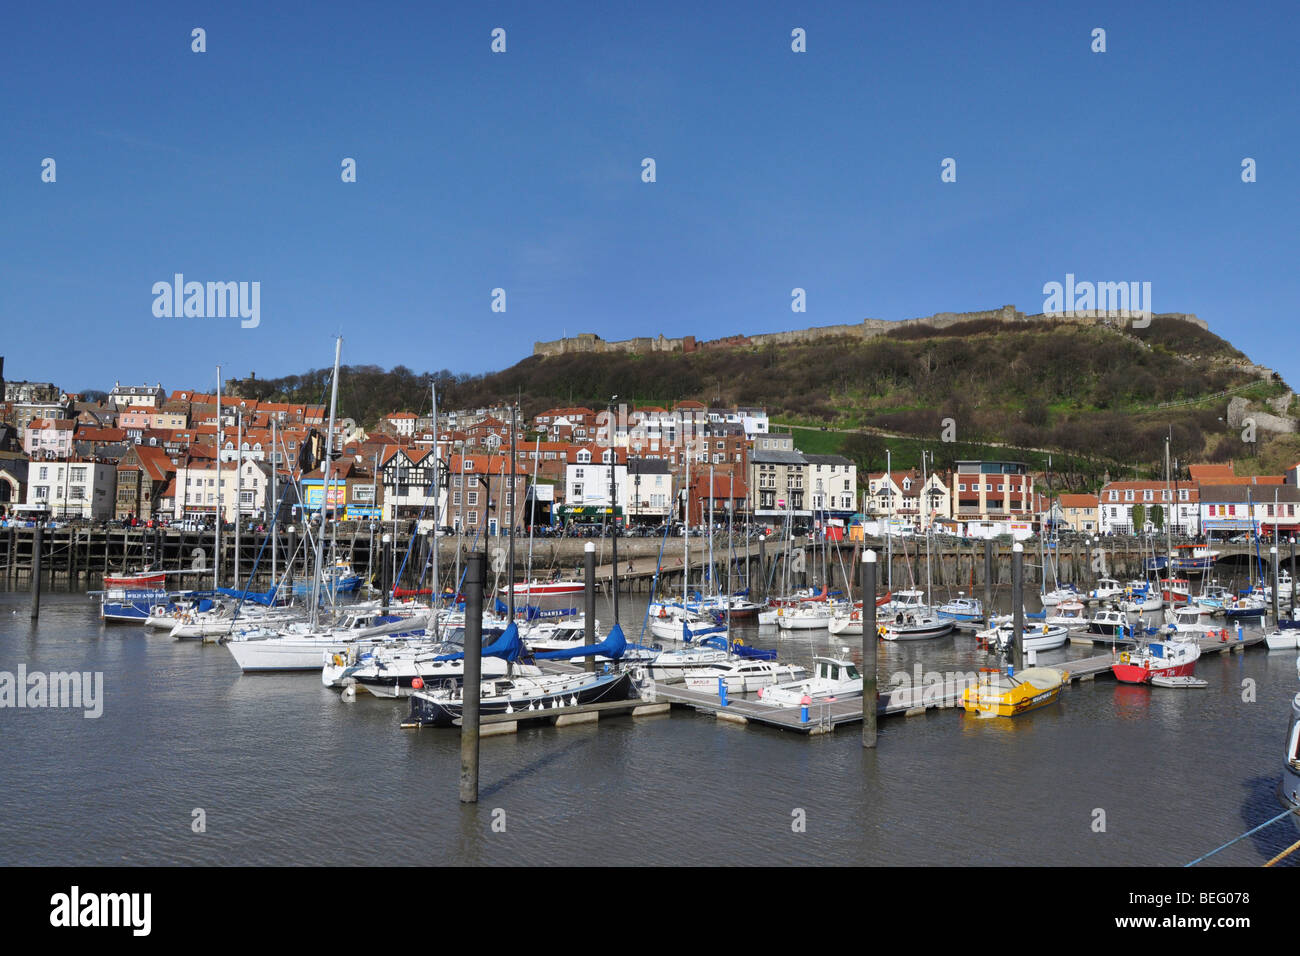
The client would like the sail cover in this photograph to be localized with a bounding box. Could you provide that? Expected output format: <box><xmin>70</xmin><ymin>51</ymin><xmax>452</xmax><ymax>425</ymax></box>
<box><xmin>216</xmin><ymin>586</ymin><xmax>280</xmax><ymax>607</ymax></box>
<box><xmin>433</xmin><ymin>621</ymin><xmax>524</xmax><ymax>663</ymax></box>
<box><xmin>533</xmin><ymin>623</ymin><xmax>627</xmax><ymax>662</ymax></box>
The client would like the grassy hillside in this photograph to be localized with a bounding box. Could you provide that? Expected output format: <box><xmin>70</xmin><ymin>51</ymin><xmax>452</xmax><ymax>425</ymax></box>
<box><xmin>227</xmin><ymin>317</ymin><xmax>1293</xmax><ymax>490</ymax></box>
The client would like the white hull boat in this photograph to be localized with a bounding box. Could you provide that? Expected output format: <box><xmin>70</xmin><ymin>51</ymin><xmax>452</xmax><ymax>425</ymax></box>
<box><xmin>683</xmin><ymin>661</ymin><xmax>809</xmax><ymax>694</ymax></box>
<box><xmin>758</xmin><ymin>657</ymin><xmax>863</xmax><ymax>707</ymax></box>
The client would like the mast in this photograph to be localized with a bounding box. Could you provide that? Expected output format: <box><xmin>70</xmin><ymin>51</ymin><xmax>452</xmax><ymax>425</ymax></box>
<box><xmin>235</xmin><ymin>411</ymin><xmax>242</xmax><ymax>588</ymax></box>
<box><xmin>214</xmin><ymin>364</ymin><xmax>222</xmax><ymax>590</ymax></box>
<box><xmin>885</xmin><ymin>448</ymin><xmax>893</xmax><ymax>592</ymax></box>
<box><xmin>507</xmin><ymin>401</ymin><xmax>516</xmax><ymax>622</ymax></box>
<box><xmin>922</xmin><ymin>451</ymin><xmax>932</xmax><ymax>607</ymax></box>
<box><xmin>708</xmin><ymin>464</ymin><xmax>715</xmax><ymax>599</ymax></box>
<box><xmin>430</xmin><ymin>383</ymin><xmax>440</xmax><ymax>633</ymax></box>
<box><xmin>271</xmin><ymin>416</ymin><xmax>278</xmax><ymax>589</ymax></box>
<box><xmin>1164</xmin><ymin>435</ymin><xmax>1173</xmax><ymax>574</ymax></box>
<box><xmin>683</xmin><ymin>443</ymin><xmax>690</xmax><ymax>599</ymax></box>
<box><xmin>310</xmin><ymin>336</ymin><xmax>342</xmax><ymax>629</ymax></box>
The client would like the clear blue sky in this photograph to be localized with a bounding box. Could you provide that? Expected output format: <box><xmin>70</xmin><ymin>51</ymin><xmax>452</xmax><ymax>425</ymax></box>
<box><xmin>3</xmin><ymin>1</ymin><xmax>1296</xmax><ymax>396</ymax></box>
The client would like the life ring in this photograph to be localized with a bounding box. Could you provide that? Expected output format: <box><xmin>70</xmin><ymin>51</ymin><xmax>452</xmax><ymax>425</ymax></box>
<box><xmin>332</xmin><ymin>654</ymin><xmax>344</xmax><ymax>667</ymax></box>
<box><xmin>657</xmin><ymin>608</ymin><xmax>667</xmax><ymax>619</ymax></box>
<box><xmin>1120</xmin><ymin>651</ymin><xmax>1131</xmax><ymax>664</ymax></box>
<box><xmin>734</xmin><ymin>637</ymin><xmax>745</xmax><ymax>646</ymax></box>
<box><xmin>1041</xmin><ymin>625</ymin><xmax>1049</xmax><ymax>635</ymax></box>
<box><xmin>876</xmin><ymin>624</ymin><xmax>888</xmax><ymax>637</ymax></box>
<box><xmin>777</xmin><ymin>608</ymin><xmax>784</xmax><ymax>616</ymax></box>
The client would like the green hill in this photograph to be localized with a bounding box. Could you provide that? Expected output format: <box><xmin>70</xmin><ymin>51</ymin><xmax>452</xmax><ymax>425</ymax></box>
<box><xmin>227</xmin><ymin>317</ymin><xmax>1294</xmax><ymax>491</ymax></box>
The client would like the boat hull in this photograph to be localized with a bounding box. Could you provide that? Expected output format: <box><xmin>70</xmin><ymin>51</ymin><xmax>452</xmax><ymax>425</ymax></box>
<box><xmin>1112</xmin><ymin>659</ymin><xmax>1197</xmax><ymax>684</ymax></box>
<box><xmin>407</xmin><ymin>671</ymin><xmax>633</xmax><ymax>727</ymax></box>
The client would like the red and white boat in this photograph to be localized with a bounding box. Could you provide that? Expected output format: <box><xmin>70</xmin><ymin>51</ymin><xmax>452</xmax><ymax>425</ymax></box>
<box><xmin>1159</xmin><ymin>577</ymin><xmax>1191</xmax><ymax>606</ymax></box>
<box><xmin>1111</xmin><ymin>637</ymin><xmax>1201</xmax><ymax>684</ymax></box>
<box><xmin>103</xmin><ymin>570</ymin><xmax>167</xmax><ymax>589</ymax></box>
<box><xmin>498</xmin><ymin>580</ymin><xmax>586</xmax><ymax>597</ymax></box>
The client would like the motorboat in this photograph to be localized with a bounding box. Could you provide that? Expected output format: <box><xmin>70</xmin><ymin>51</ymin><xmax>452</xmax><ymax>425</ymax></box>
<box><xmin>643</xmin><ymin>642</ymin><xmax>733</xmax><ymax>682</ymax></box>
<box><xmin>1163</xmin><ymin>605</ymin><xmax>1228</xmax><ymax>639</ymax></box>
<box><xmin>961</xmin><ymin>666</ymin><xmax>1068</xmax><ymax>717</ymax></box>
<box><xmin>649</xmin><ymin>607</ymin><xmax>725</xmax><ymax>643</ymax></box>
<box><xmin>682</xmin><ymin>660</ymin><xmax>808</xmax><ymax>694</ymax></box>
<box><xmin>1086</xmin><ymin>607</ymin><xmax>1132</xmax><ymax>641</ymax></box>
<box><xmin>1223</xmin><ymin>592</ymin><xmax>1268</xmax><ymax>619</ymax></box>
<box><xmin>880</xmin><ymin>611</ymin><xmax>954</xmax><ymax>641</ymax></box>
<box><xmin>979</xmin><ymin>621</ymin><xmax>1069</xmax><ymax>653</ymax></box>
<box><xmin>1264</xmin><ymin>630</ymin><xmax>1299</xmax><ymax>651</ymax></box>
<box><xmin>1045</xmin><ymin>599</ymin><xmax>1088</xmax><ymax>630</ymax></box>
<box><xmin>1120</xmin><ymin>584</ymin><xmax>1163</xmax><ymax>616</ymax></box>
<box><xmin>1112</xmin><ymin>637</ymin><xmax>1201</xmax><ymax>684</ymax></box>
<box><xmin>1086</xmin><ymin>578</ymin><xmax>1124</xmax><ymax>602</ymax></box>
<box><xmin>776</xmin><ymin>604</ymin><xmax>835</xmax><ymax>631</ymax></box>
<box><xmin>757</xmin><ymin>657</ymin><xmax>862</xmax><ymax>707</ymax></box>
<box><xmin>1192</xmin><ymin>583</ymin><xmax>1234</xmax><ymax>616</ymax></box>
<box><xmin>223</xmin><ymin>610</ymin><xmax>433</xmax><ymax>672</ymax></box>
<box><xmin>936</xmin><ymin>595</ymin><xmax>984</xmax><ymax>627</ymax></box>
<box><xmin>879</xmin><ymin>589</ymin><xmax>928</xmax><ymax>615</ymax></box>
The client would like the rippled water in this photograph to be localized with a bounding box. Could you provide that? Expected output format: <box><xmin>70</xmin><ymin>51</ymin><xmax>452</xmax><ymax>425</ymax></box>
<box><xmin>0</xmin><ymin>588</ymin><xmax>1296</xmax><ymax>866</ymax></box>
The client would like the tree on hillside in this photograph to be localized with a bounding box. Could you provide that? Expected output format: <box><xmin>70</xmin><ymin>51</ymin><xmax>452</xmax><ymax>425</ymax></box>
<box><xmin>842</xmin><ymin>432</ymin><xmax>887</xmax><ymax>474</ymax></box>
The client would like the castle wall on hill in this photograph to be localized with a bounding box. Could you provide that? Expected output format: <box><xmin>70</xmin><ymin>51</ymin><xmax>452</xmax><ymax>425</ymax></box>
<box><xmin>531</xmin><ymin>307</ymin><xmax>1208</xmax><ymax>357</ymax></box>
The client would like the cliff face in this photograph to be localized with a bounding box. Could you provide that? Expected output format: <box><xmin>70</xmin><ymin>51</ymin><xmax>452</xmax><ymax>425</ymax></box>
<box><xmin>533</xmin><ymin>306</ymin><xmax>1209</xmax><ymax>357</ymax></box>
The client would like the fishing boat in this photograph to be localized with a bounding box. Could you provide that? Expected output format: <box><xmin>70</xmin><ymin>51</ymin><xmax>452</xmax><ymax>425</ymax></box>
<box><xmin>1171</xmin><ymin>544</ymin><xmax>1219</xmax><ymax>575</ymax></box>
<box><xmin>1111</xmin><ymin>637</ymin><xmax>1201</xmax><ymax>684</ymax></box>
<box><xmin>880</xmin><ymin>611</ymin><xmax>954</xmax><ymax>641</ymax></box>
<box><xmin>1159</xmin><ymin>578</ymin><xmax>1192</xmax><ymax>606</ymax></box>
<box><xmin>961</xmin><ymin>666</ymin><xmax>1068</xmax><ymax>717</ymax></box>
<box><xmin>407</xmin><ymin>669</ymin><xmax>635</xmax><ymax>727</ymax></box>
<box><xmin>1280</xmin><ymin>693</ymin><xmax>1300</xmax><ymax>835</ymax></box>
<box><xmin>757</xmin><ymin>657</ymin><xmax>862</xmax><ymax>707</ymax></box>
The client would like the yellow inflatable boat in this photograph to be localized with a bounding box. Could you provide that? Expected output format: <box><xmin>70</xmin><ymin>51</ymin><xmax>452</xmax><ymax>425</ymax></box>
<box><xmin>961</xmin><ymin>666</ymin><xmax>1069</xmax><ymax>718</ymax></box>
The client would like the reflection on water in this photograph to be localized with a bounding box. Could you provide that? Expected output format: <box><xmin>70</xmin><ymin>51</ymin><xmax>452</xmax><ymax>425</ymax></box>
<box><xmin>0</xmin><ymin>589</ymin><xmax>1295</xmax><ymax>866</ymax></box>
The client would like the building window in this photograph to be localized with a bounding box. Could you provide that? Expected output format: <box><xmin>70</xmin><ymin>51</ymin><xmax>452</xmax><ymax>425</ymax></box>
<box><xmin>467</xmin><ymin>511</ymin><xmax>478</xmax><ymax>525</ymax></box>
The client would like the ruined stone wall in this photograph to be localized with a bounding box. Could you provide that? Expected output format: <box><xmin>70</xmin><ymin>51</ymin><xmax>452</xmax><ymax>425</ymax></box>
<box><xmin>532</xmin><ymin>307</ymin><xmax>1209</xmax><ymax>357</ymax></box>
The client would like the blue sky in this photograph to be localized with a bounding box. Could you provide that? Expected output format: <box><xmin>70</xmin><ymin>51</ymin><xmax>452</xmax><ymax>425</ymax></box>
<box><xmin>3</xmin><ymin>1</ymin><xmax>1296</xmax><ymax>396</ymax></box>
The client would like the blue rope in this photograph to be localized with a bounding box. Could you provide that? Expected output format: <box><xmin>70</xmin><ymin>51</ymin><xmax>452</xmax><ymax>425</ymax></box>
<box><xmin>1184</xmin><ymin>805</ymin><xmax>1298</xmax><ymax>866</ymax></box>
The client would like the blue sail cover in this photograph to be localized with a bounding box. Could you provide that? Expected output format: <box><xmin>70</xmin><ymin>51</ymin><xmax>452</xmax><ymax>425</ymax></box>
<box><xmin>432</xmin><ymin>621</ymin><xmax>524</xmax><ymax>663</ymax></box>
<box><xmin>533</xmin><ymin>623</ymin><xmax>627</xmax><ymax>662</ymax></box>
<box><xmin>216</xmin><ymin>587</ymin><xmax>280</xmax><ymax>607</ymax></box>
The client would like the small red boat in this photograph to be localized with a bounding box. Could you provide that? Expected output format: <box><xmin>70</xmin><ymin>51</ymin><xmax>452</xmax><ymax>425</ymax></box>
<box><xmin>1111</xmin><ymin>638</ymin><xmax>1201</xmax><ymax>684</ymax></box>
<box><xmin>499</xmin><ymin>580</ymin><xmax>586</xmax><ymax>597</ymax></box>
<box><xmin>103</xmin><ymin>571</ymin><xmax>166</xmax><ymax>589</ymax></box>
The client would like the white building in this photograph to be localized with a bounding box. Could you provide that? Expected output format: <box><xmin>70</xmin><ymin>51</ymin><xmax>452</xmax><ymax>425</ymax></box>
<box><xmin>173</xmin><ymin>459</ymin><xmax>272</xmax><ymax>523</ymax></box>
<box><xmin>1098</xmin><ymin>480</ymin><xmax>1199</xmax><ymax>535</ymax></box>
<box><xmin>626</xmin><ymin>458</ymin><xmax>674</xmax><ymax>522</ymax></box>
<box><xmin>563</xmin><ymin>447</ymin><xmax>629</xmax><ymax>517</ymax></box>
<box><xmin>27</xmin><ymin>460</ymin><xmax>117</xmax><ymax>519</ymax></box>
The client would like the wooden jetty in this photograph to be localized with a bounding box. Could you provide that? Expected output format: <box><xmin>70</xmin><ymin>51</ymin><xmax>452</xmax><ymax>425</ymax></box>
<box><xmin>435</xmin><ymin>628</ymin><xmax>1269</xmax><ymax>738</ymax></box>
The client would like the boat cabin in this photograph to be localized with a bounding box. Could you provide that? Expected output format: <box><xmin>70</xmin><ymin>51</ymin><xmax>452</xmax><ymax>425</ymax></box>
<box><xmin>813</xmin><ymin>657</ymin><xmax>860</xmax><ymax>682</ymax></box>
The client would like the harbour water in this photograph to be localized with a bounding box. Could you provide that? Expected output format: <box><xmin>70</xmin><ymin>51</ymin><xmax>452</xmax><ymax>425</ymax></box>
<box><xmin>1</xmin><ymin>588</ymin><xmax>1296</xmax><ymax>866</ymax></box>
